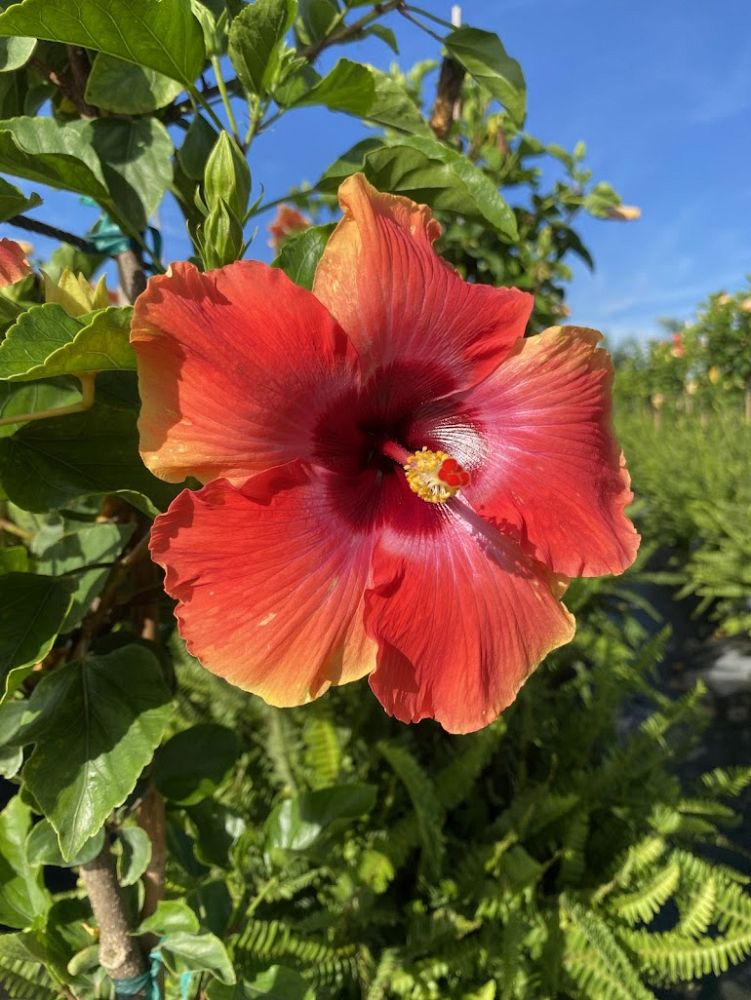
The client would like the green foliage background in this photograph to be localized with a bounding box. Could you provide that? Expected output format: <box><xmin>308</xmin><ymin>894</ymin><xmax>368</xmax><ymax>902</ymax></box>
<box><xmin>0</xmin><ymin>1</ymin><xmax>747</xmax><ymax>998</ymax></box>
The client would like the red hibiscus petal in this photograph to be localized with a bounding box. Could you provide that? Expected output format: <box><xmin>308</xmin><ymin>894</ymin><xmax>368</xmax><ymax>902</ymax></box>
<box><xmin>132</xmin><ymin>260</ymin><xmax>358</xmax><ymax>484</ymax></box>
<box><xmin>0</xmin><ymin>238</ymin><xmax>31</xmax><ymax>286</ymax></box>
<box><xmin>365</xmin><ymin>504</ymin><xmax>575</xmax><ymax>734</ymax></box>
<box><xmin>150</xmin><ymin>466</ymin><xmax>377</xmax><ymax>706</ymax></box>
<box><xmin>313</xmin><ymin>173</ymin><xmax>533</xmax><ymax>390</ymax></box>
<box><xmin>465</xmin><ymin>326</ymin><xmax>640</xmax><ymax>577</ymax></box>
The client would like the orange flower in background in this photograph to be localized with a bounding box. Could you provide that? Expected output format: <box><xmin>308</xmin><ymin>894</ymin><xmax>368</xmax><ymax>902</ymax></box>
<box><xmin>133</xmin><ymin>174</ymin><xmax>639</xmax><ymax>734</ymax></box>
<box><xmin>0</xmin><ymin>238</ymin><xmax>31</xmax><ymax>286</ymax></box>
<box><xmin>267</xmin><ymin>204</ymin><xmax>310</xmax><ymax>250</ymax></box>
<box><xmin>670</xmin><ymin>332</ymin><xmax>685</xmax><ymax>358</ymax></box>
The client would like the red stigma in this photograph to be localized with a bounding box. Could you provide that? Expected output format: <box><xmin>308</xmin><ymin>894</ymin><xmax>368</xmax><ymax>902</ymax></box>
<box><xmin>437</xmin><ymin>457</ymin><xmax>470</xmax><ymax>489</ymax></box>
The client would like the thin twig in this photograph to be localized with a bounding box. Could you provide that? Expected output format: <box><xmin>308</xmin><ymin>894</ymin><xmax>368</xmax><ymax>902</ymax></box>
<box><xmin>72</xmin><ymin>532</ymin><xmax>152</xmax><ymax>661</ymax></box>
<box><xmin>6</xmin><ymin>214</ymin><xmax>98</xmax><ymax>253</ymax></box>
<box><xmin>302</xmin><ymin>0</ymin><xmax>405</xmax><ymax>61</ymax></box>
<box><xmin>135</xmin><ymin>782</ymin><xmax>167</xmax><ymax>952</ymax></box>
<box><xmin>163</xmin><ymin>0</ymin><xmax>405</xmax><ymax>124</ymax></box>
<box><xmin>65</xmin><ymin>45</ymin><xmax>97</xmax><ymax>117</ymax></box>
<box><xmin>0</xmin><ymin>517</ymin><xmax>32</xmax><ymax>540</ymax></box>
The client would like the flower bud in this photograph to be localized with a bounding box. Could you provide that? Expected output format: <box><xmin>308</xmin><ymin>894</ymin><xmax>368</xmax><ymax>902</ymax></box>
<box><xmin>204</xmin><ymin>131</ymin><xmax>251</xmax><ymax>224</ymax></box>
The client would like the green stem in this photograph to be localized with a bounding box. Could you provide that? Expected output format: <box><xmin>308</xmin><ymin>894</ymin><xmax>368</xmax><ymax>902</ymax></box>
<box><xmin>247</xmin><ymin>874</ymin><xmax>280</xmax><ymax>918</ymax></box>
<box><xmin>302</xmin><ymin>0</ymin><xmax>405</xmax><ymax>61</ymax></box>
<box><xmin>0</xmin><ymin>373</ymin><xmax>95</xmax><ymax>429</ymax></box>
<box><xmin>245</xmin><ymin>192</ymin><xmax>305</xmax><ymax>222</ymax></box>
<box><xmin>399</xmin><ymin>6</ymin><xmax>444</xmax><ymax>44</ymax></box>
<box><xmin>211</xmin><ymin>56</ymin><xmax>241</xmax><ymax>145</ymax></box>
<box><xmin>403</xmin><ymin>3</ymin><xmax>455</xmax><ymax>30</ymax></box>
<box><xmin>188</xmin><ymin>85</ymin><xmax>226</xmax><ymax>136</ymax></box>
<box><xmin>244</xmin><ymin>94</ymin><xmax>268</xmax><ymax>149</ymax></box>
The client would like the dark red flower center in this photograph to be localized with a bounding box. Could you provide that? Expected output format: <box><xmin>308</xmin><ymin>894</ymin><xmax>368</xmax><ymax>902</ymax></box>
<box><xmin>313</xmin><ymin>361</ymin><xmax>478</xmax><ymax>535</ymax></box>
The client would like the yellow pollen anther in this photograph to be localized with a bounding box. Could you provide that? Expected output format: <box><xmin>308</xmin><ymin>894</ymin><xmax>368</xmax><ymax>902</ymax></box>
<box><xmin>403</xmin><ymin>447</ymin><xmax>471</xmax><ymax>504</ymax></box>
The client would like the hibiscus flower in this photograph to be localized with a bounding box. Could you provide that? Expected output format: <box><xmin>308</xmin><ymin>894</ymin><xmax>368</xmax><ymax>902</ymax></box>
<box><xmin>133</xmin><ymin>174</ymin><xmax>638</xmax><ymax>734</ymax></box>
<box><xmin>267</xmin><ymin>204</ymin><xmax>310</xmax><ymax>250</ymax></box>
<box><xmin>0</xmin><ymin>238</ymin><xmax>31</xmax><ymax>286</ymax></box>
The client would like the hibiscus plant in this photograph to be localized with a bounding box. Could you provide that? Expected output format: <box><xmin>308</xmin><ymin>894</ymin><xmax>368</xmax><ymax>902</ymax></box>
<box><xmin>0</xmin><ymin>2</ymin><xmax>749</xmax><ymax>998</ymax></box>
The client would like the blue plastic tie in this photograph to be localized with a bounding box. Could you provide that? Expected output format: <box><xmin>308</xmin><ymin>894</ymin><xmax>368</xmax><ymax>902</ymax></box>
<box><xmin>78</xmin><ymin>196</ymin><xmax>163</xmax><ymax>270</ymax></box>
<box><xmin>113</xmin><ymin>948</ymin><xmax>163</xmax><ymax>999</ymax></box>
<box><xmin>180</xmin><ymin>971</ymin><xmax>195</xmax><ymax>999</ymax></box>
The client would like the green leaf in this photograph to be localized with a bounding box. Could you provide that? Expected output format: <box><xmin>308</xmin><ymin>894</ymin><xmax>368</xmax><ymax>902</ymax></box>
<box><xmin>287</xmin><ymin>58</ymin><xmax>373</xmax><ymax>114</ymax></box>
<box><xmin>161</xmin><ymin>931</ymin><xmax>236</xmax><ymax>984</ymax></box>
<box><xmin>155</xmin><ymin>723</ymin><xmax>240</xmax><ymax>804</ymax></box>
<box><xmin>272</xmin><ymin>223</ymin><xmax>333</xmax><ymax>290</ymax></box>
<box><xmin>279</xmin><ymin>59</ymin><xmax>428</xmax><ymax>134</ymax></box>
<box><xmin>189</xmin><ymin>799</ymin><xmax>246</xmax><ymax>868</ymax></box>
<box><xmin>90</xmin><ymin>117</ymin><xmax>174</xmax><ymax>233</ymax></box>
<box><xmin>8</xmin><ymin>645</ymin><xmax>172</xmax><ymax>860</ymax></box>
<box><xmin>247</xmin><ymin>967</ymin><xmax>314</xmax><ymax>1000</ymax></box>
<box><xmin>0</xmin><ymin>743</ymin><xmax>22</xmax><ymax>777</ymax></box>
<box><xmin>42</xmin><ymin>243</ymin><xmax>105</xmax><ymax>283</ymax></box>
<box><xmin>0</xmin><ymin>796</ymin><xmax>49</xmax><ymax>928</ymax></box>
<box><xmin>266</xmin><ymin>783</ymin><xmax>376</xmax><ymax>851</ymax></box>
<box><xmin>0</xmin><ymin>0</ymin><xmax>205</xmax><ymax>86</ymax></box>
<box><xmin>0</xmin><ymin>545</ymin><xmax>27</xmax><ymax>573</ymax></box>
<box><xmin>444</xmin><ymin>25</ymin><xmax>526</xmax><ymax>127</ymax></box>
<box><xmin>316</xmin><ymin>135</ymin><xmax>518</xmax><ymax>238</ymax></box>
<box><xmin>0</xmin><ymin>378</ymin><xmax>82</xmax><ymax>439</ymax></box>
<box><xmin>297</xmin><ymin>0</ymin><xmax>338</xmax><ymax>46</ymax></box>
<box><xmin>363</xmin><ymin>136</ymin><xmax>518</xmax><ymax>240</ymax></box>
<box><xmin>0</xmin><ymin>572</ymin><xmax>72</xmax><ymax>701</ymax></box>
<box><xmin>365</xmin><ymin>67</ymin><xmax>430</xmax><ymax>135</ymax></box>
<box><xmin>0</xmin><ymin>116</ymin><xmax>110</xmax><ymax>202</ymax></box>
<box><xmin>315</xmin><ymin>137</ymin><xmax>382</xmax><ymax>193</ymax></box>
<box><xmin>179</xmin><ymin>114</ymin><xmax>218</xmax><ymax>181</ymax></box>
<box><xmin>137</xmin><ymin>899</ymin><xmax>201</xmax><ymax>936</ymax></box>
<box><xmin>0</xmin><ymin>34</ymin><xmax>35</xmax><ymax>72</ymax></box>
<box><xmin>85</xmin><ymin>54</ymin><xmax>183</xmax><ymax>114</ymax></box>
<box><xmin>0</xmin><ymin>304</ymin><xmax>135</xmax><ymax>382</ymax></box>
<box><xmin>0</xmin><ymin>399</ymin><xmax>182</xmax><ymax>516</ymax></box>
<box><xmin>116</xmin><ymin>825</ymin><xmax>151</xmax><ymax>886</ymax></box>
<box><xmin>34</xmin><ymin>521</ymin><xmax>135</xmax><ymax>632</ymax></box>
<box><xmin>0</xmin><ymin>173</ymin><xmax>39</xmax><ymax>221</ymax></box>
<box><xmin>228</xmin><ymin>0</ymin><xmax>295</xmax><ymax>97</ymax></box>
<box><xmin>206</xmin><ymin>967</ymin><xmax>313</xmax><ymax>999</ymax></box>
<box><xmin>25</xmin><ymin>817</ymin><xmax>104</xmax><ymax>868</ymax></box>
<box><xmin>367</xmin><ymin>24</ymin><xmax>398</xmax><ymax>54</ymax></box>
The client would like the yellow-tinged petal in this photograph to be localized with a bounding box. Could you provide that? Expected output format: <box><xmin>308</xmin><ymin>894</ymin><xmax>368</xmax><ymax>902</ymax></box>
<box><xmin>43</xmin><ymin>268</ymin><xmax>110</xmax><ymax>317</ymax></box>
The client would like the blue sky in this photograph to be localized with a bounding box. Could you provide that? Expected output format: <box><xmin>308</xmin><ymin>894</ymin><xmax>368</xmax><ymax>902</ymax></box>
<box><xmin>6</xmin><ymin>0</ymin><xmax>751</xmax><ymax>343</ymax></box>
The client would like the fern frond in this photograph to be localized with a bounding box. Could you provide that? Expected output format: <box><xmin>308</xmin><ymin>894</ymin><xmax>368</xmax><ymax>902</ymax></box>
<box><xmin>701</xmin><ymin>766</ymin><xmax>751</xmax><ymax>799</ymax></box>
<box><xmin>497</xmin><ymin>911</ymin><xmax>529</xmax><ymax>1000</ymax></box>
<box><xmin>562</xmin><ymin>900</ymin><xmax>656</xmax><ymax>1000</ymax></box>
<box><xmin>304</xmin><ymin>715</ymin><xmax>342</xmax><ymax>789</ymax></box>
<box><xmin>234</xmin><ymin>917</ymin><xmax>358</xmax><ymax>988</ymax></box>
<box><xmin>558</xmin><ymin>811</ymin><xmax>589</xmax><ymax>888</ymax></box>
<box><xmin>671</xmin><ymin>847</ymin><xmax>750</xmax><ymax>888</ymax></box>
<box><xmin>615</xmin><ymin>835</ymin><xmax>667</xmax><ymax>882</ymax></box>
<box><xmin>677</xmin><ymin>797</ymin><xmax>738</xmax><ymax>822</ymax></box>
<box><xmin>264</xmin><ymin>706</ymin><xmax>302</xmax><ymax>793</ymax></box>
<box><xmin>366</xmin><ymin>947</ymin><xmax>400</xmax><ymax>1000</ymax></box>
<box><xmin>620</xmin><ymin>924</ymin><xmax>751</xmax><ymax>981</ymax></box>
<box><xmin>0</xmin><ymin>957</ymin><xmax>58</xmax><ymax>1000</ymax></box>
<box><xmin>677</xmin><ymin>875</ymin><xmax>717</xmax><ymax>938</ymax></box>
<box><xmin>378</xmin><ymin>741</ymin><xmax>445</xmax><ymax>878</ymax></box>
<box><xmin>610</xmin><ymin>860</ymin><xmax>681</xmax><ymax>925</ymax></box>
<box><xmin>436</xmin><ymin>725</ymin><xmax>505</xmax><ymax>812</ymax></box>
